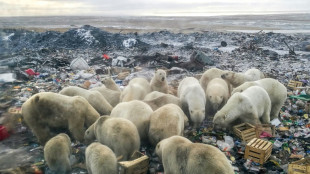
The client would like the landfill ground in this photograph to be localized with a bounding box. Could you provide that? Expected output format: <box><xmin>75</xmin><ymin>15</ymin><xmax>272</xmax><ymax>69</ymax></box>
<box><xmin>0</xmin><ymin>15</ymin><xmax>310</xmax><ymax>174</ymax></box>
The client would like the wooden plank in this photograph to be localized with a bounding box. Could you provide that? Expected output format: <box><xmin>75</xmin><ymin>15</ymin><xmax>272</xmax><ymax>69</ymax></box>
<box><xmin>258</xmin><ymin>141</ymin><xmax>268</xmax><ymax>149</ymax></box>
<box><xmin>262</xmin><ymin>142</ymin><xmax>273</xmax><ymax>150</ymax></box>
<box><xmin>247</xmin><ymin>138</ymin><xmax>258</xmax><ymax>146</ymax></box>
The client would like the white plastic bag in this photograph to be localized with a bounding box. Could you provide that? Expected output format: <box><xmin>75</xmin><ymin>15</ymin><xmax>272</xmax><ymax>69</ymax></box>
<box><xmin>70</xmin><ymin>57</ymin><xmax>89</xmax><ymax>70</ymax></box>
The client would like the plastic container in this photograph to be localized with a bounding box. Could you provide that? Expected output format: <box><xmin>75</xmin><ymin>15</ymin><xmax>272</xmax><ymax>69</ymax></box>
<box><xmin>70</xmin><ymin>57</ymin><xmax>89</xmax><ymax>70</ymax></box>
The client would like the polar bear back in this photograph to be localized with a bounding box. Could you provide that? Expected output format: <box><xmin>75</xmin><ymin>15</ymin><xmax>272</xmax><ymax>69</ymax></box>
<box><xmin>244</xmin><ymin>68</ymin><xmax>265</xmax><ymax>81</ymax></box>
<box><xmin>94</xmin><ymin>117</ymin><xmax>140</xmax><ymax>161</ymax></box>
<box><xmin>148</xmin><ymin>104</ymin><xmax>187</xmax><ymax>146</ymax></box>
<box><xmin>121</xmin><ymin>77</ymin><xmax>151</xmax><ymax>102</ymax></box>
<box><xmin>110</xmin><ymin>100</ymin><xmax>153</xmax><ymax>141</ymax></box>
<box><xmin>240</xmin><ymin>86</ymin><xmax>271</xmax><ymax>118</ymax></box>
<box><xmin>85</xmin><ymin>142</ymin><xmax>117</xmax><ymax>174</ymax></box>
<box><xmin>44</xmin><ymin>133</ymin><xmax>71</xmax><ymax>173</ymax></box>
<box><xmin>59</xmin><ymin>86</ymin><xmax>113</xmax><ymax>115</ymax></box>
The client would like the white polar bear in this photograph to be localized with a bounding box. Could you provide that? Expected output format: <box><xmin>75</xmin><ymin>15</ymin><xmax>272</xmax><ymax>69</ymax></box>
<box><xmin>178</xmin><ymin>77</ymin><xmax>206</xmax><ymax>128</ymax></box>
<box><xmin>110</xmin><ymin>100</ymin><xmax>153</xmax><ymax>142</ymax></box>
<box><xmin>232</xmin><ymin>78</ymin><xmax>287</xmax><ymax>120</ymax></box>
<box><xmin>59</xmin><ymin>86</ymin><xmax>113</xmax><ymax>115</ymax></box>
<box><xmin>155</xmin><ymin>136</ymin><xmax>235</xmax><ymax>174</ymax></box>
<box><xmin>205</xmin><ymin>78</ymin><xmax>230</xmax><ymax>115</ymax></box>
<box><xmin>199</xmin><ymin>68</ymin><xmax>231</xmax><ymax>93</ymax></box>
<box><xmin>120</xmin><ymin>77</ymin><xmax>152</xmax><ymax>102</ymax></box>
<box><xmin>221</xmin><ymin>68</ymin><xmax>265</xmax><ymax>87</ymax></box>
<box><xmin>84</xmin><ymin>116</ymin><xmax>140</xmax><ymax>161</ymax></box>
<box><xmin>150</xmin><ymin>69</ymin><xmax>169</xmax><ymax>93</ymax></box>
<box><xmin>85</xmin><ymin>142</ymin><xmax>117</xmax><ymax>174</ymax></box>
<box><xmin>44</xmin><ymin>133</ymin><xmax>71</xmax><ymax>174</ymax></box>
<box><xmin>148</xmin><ymin>104</ymin><xmax>188</xmax><ymax>146</ymax></box>
<box><xmin>213</xmin><ymin>86</ymin><xmax>271</xmax><ymax>130</ymax></box>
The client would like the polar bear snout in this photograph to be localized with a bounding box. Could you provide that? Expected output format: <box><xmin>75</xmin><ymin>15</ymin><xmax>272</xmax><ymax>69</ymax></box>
<box><xmin>161</xmin><ymin>77</ymin><xmax>165</xmax><ymax>81</ymax></box>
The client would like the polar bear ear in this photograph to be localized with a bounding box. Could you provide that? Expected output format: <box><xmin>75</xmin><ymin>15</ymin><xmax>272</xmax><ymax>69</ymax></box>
<box><xmin>34</xmin><ymin>95</ymin><xmax>40</xmax><ymax>103</ymax></box>
<box><xmin>97</xmin><ymin>116</ymin><xmax>110</xmax><ymax>125</ymax></box>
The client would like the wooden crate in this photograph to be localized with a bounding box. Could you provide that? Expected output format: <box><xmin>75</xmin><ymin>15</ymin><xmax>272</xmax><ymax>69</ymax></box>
<box><xmin>288</xmin><ymin>157</ymin><xmax>310</xmax><ymax>174</ymax></box>
<box><xmin>118</xmin><ymin>151</ymin><xmax>149</xmax><ymax>174</ymax></box>
<box><xmin>244</xmin><ymin>138</ymin><xmax>272</xmax><ymax>165</ymax></box>
<box><xmin>233</xmin><ymin>123</ymin><xmax>256</xmax><ymax>142</ymax></box>
<box><xmin>255</xmin><ymin>124</ymin><xmax>275</xmax><ymax>138</ymax></box>
<box><xmin>288</xmin><ymin>80</ymin><xmax>303</xmax><ymax>90</ymax></box>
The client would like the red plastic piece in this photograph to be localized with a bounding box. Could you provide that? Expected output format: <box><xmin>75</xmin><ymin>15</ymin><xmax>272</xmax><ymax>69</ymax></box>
<box><xmin>102</xmin><ymin>54</ymin><xmax>110</xmax><ymax>60</ymax></box>
<box><xmin>0</xmin><ymin>125</ymin><xmax>10</xmax><ymax>141</ymax></box>
<box><xmin>25</xmin><ymin>69</ymin><xmax>40</xmax><ymax>76</ymax></box>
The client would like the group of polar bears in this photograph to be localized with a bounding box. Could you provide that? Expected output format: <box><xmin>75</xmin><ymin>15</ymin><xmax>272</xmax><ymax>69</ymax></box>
<box><xmin>21</xmin><ymin>68</ymin><xmax>287</xmax><ymax>174</ymax></box>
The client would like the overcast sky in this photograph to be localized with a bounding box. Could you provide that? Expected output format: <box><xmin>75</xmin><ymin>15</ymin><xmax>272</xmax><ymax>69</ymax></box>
<box><xmin>0</xmin><ymin>0</ymin><xmax>309</xmax><ymax>17</ymax></box>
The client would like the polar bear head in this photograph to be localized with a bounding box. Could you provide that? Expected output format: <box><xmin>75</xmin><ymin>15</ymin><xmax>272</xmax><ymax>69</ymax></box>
<box><xmin>207</xmin><ymin>89</ymin><xmax>225</xmax><ymax>111</ymax></box>
<box><xmin>189</xmin><ymin>108</ymin><xmax>205</xmax><ymax>128</ymax></box>
<box><xmin>154</xmin><ymin>69</ymin><xmax>167</xmax><ymax>82</ymax></box>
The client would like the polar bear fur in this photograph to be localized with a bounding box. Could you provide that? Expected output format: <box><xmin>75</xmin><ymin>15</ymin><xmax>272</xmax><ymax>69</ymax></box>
<box><xmin>199</xmin><ymin>68</ymin><xmax>230</xmax><ymax>92</ymax></box>
<box><xmin>59</xmin><ymin>86</ymin><xmax>113</xmax><ymax>115</ymax></box>
<box><xmin>101</xmin><ymin>76</ymin><xmax>121</xmax><ymax>92</ymax></box>
<box><xmin>143</xmin><ymin>92</ymin><xmax>182</xmax><ymax>111</ymax></box>
<box><xmin>232</xmin><ymin>78</ymin><xmax>287</xmax><ymax>120</ymax></box>
<box><xmin>155</xmin><ymin>136</ymin><xmax>234</xmax><ymax>174</ymax></box>
<box><xmin>44</xmin><ymin>133</ymin><xmax>71</xmax><ymax>174</ymax></box>
<box><xmin>110</xmin><ymin>100</ymin><xmax>153</xmax><ymax>141</ymax></box>
<box><xmin>221</xmin><ymin>68</ymin><xmax>265</xmax><ymax>87</ymax></box>
<box><xmin>148</xmin><ymin>104</ymin><xmax>188</xmax><ymax>146</ymax></box>
<box><xmin>84</xmin><ymin>116</ymin><xmax>140</xmax><ymax>161</ymax></box>
<box><xmin>150</xmin><ymin>69</ymin><xmax>168</xmax><ymax>93</ymax></box>
<box><xmin>178</xmin><ymin>77</ymin><xmax>206</xmax><ymax>128</ymax></box>
<box><xmin>120</xmin><ymin>77</ymin><xmax>152</xmax><ymax>102</ymax></box>
<box><xmin>144</xmin><ymin>91</ymin><xmax>165</xmax><ymax>100</ymax></box>
<box><xmin>85</xmin><ymin>142</ymin><xmax>117</xmax><ymax>174</ymax></box>
<box><xmin>213</xmin><ymin>86</ymin><xmax>271</xmax><ymax>130</ymax></box>
<box><xmin>90</xmin><ymin>85</ymin><xmax>121</xmax><ymax>107</ymax></box>
<box><xmin>22</xmin><ymin>92</ymin><xmax>100</xmax><ymax>144</ymax></box>
<box><xmin>206</xmin><ymin>78</ymin><xmax>230</xmax><ymax>115</ymax></box>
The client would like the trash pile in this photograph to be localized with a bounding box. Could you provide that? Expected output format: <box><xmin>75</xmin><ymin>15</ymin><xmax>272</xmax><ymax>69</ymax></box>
<box><xmin>0</xmin><ymin>26</ymin><xmax>310</xmax><ymax>173</ymax></box>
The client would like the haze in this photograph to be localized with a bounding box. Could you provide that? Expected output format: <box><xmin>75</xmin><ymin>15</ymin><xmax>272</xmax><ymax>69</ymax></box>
<box><xmin>0</xmin><ymin>0</ymin><xmax>309</xmax><ymax>17</ymax></box>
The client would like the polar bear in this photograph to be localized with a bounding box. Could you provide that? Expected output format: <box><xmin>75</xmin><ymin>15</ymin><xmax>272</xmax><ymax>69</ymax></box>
<box><xmin>199</xmin><ymin>68</ymin><xmax>230</xmax><ymax>92</ymax></box>
<box><xmin>213</xmin><ymin>86</ymin><xmax>271</xmax><ymax>131</ymax></box>
<box><xmin>205</xmin><ymin>78</ymin><xmax>230</xmax><ymax>115</ymax></box>
<box><xmin>143</xmin><ymin>92</ymin><xmax>182</xmax><ymax>111</ymax></box>
<box><xmin>232</xmin><ymin>78</ymin><xmax>287</xmax><ymax>120</ymax></box>
<box><xmin>150</xmin><ymin>69</ymin><xmax>168</xmax><ymax>93</ymax></box>
<box><xmin>101</xmin><ymin>76</ymin><xmax>121</xmax><ymax>92</ymax></box>
<box><xmin>221</xmin><ymin>68</ymin><xmax>264</xmax><ymax>87</ymax></box>
<box><xmin>155</xmin><ymin>136</ymin><xmax>234</xmax><ymax>174</ymax></box>
<box><xmin>85</xmin><ymin>142</ymin><xmax>117</xmax><ymax>174</ymax></box>
<box><xmin>148</xmin><ymin>104</ymin><xmax>188</xmax><ymax>146</ymax></box>
<box><xmin>120</xmin><ymin>77</ymin><xmax>152</xmax><ymax>102</ymax></box>
<box><xmin>44</xmin><ymin>133</ymin><xmax>71</xmax><ymax>174</ymax></box>
<box><xmin>178</xmin><ymin>77</ymin><xmax>206</xmax><ymax>128</ymax></box>
<box><xmin>110</xmin><ymin>100</ymin><xmax>153</xmax><ymax>142</ymax></box>
<box><xmin>59</xmin><ymin>86</ymin><xmax>113</xmax><ymax>115</ymax></box>
<box><xmin>84</xmin><ymin>116</ymin><xmax>140</xmax><ymax>161</ymax></box>
<box><xmin>90</xmin><ymin>85</ymin><xmax>121</xmax><ymax>107</ymax></box>
<box><xmin>22</xmin><ymin>92</ymin><xmax>100</xmax><ymax>145</ymax></box>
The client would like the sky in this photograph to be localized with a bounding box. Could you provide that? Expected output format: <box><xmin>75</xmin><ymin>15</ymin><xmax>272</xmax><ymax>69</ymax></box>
<box><xmin>0</xmin><ymin>0</ymin><xmax>309</xmax><ymax>17</ymax></box>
